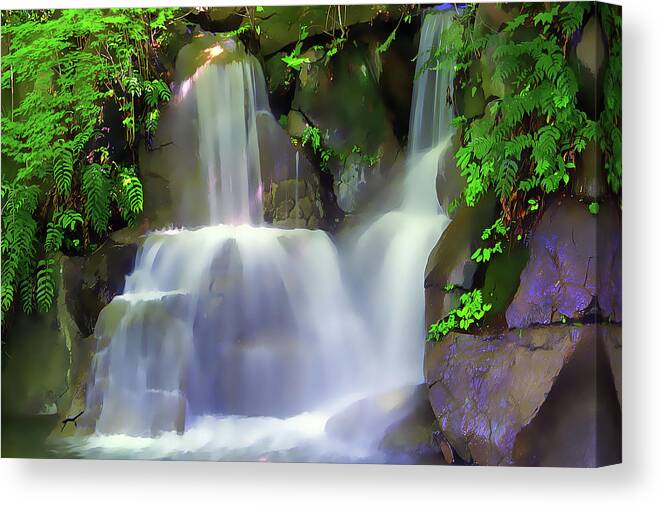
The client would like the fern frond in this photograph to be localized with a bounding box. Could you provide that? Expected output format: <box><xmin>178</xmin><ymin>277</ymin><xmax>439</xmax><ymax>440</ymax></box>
<box><xmin>53</xmin><ymin>140</ymin><xmax>74</xmax><ymax>196</ymax></box>
<box><xmin>35</xmin><ymin>258</ymin><xmax>55</xmax><ymax>312</ymax></box>
<box><xmin>82</xmin><ymin>163</ymin><xmax>111</xmax><ymax>234</ymax></box>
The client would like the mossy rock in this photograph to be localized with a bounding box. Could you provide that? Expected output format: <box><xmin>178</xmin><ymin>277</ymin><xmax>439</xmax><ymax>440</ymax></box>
<box><xmin>291</xmin><ymin>41</ymin><xmax>400</xmax><ymax>212</ymax></box>
<box><xmin>481</xmin><ymin>242</ymin><xmax>529</xmax><ymax>318</ymax></box>
<box><xmin>457</xmin><ymin>61</ymin><xmax>486</xmax><ymax>119</ymax></box>
<box><xmin>255</xmin><ymin>5</ymin><xmax>405</xmax><ymax>55</ymax></box>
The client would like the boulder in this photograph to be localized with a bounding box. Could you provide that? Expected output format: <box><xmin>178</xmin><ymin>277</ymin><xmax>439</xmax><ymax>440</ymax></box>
<box><xmin>436</xmin><ymin>131</ymin><xmax>466</xmax><ymax>214</ymax></box>
<box><xmin>326</xmin><ymin>384</ymin><xmax>443</xmax><ymax>464</ymax></box>
<box><xmin>424</xmin><ymin>324</ymin><xmax>622</xmax><ymax>466</ymax></box>
<box><xmin>1</xmin><ymin>306</ymin><xmax>69</xmax><ymax>417</ymax></box>
<box><xmin>572</xmin><ymin>15</ymin><xmax>607</xmax><ymax>119</ymax></box>
<box><xmin>506</xmin><ymin>196</ymin><xmax>622</xmax><ymax>328</ymax></box>
<box><xmin>424</xmin><ymin>193</ymin><xmax>497</xmax><ymax>326</ymax></box>
<box><xmin>60</xmin><ymin>238</ymin><xmax>139</xmax><ymax>338</ymax></box>
<box><xmin>254</xmin><ymin>5</ymin><xmax>405</xmax><ymax>55</ymax></box>
<box><xmin>291</xmin><ymin>41</ymin><xmax>401</xmax><ymax>213</ymax></box>
<box><xmin>573</xmin><ymin>139</ymin><xmax>607</xmax><ymax>199</ymax></box>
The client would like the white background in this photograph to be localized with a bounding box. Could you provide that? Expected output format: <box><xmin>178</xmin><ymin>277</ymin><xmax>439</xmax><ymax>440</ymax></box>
<box><xmin>1</xmin><ymin>0</ymin><xmax>659</xmax><ymax>505</ymax></box>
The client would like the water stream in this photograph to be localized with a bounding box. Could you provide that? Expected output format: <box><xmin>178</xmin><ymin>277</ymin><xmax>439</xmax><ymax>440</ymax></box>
<box><xmin>65</xmin><ymin>10</ymin><xmax>455</xmax><ymax>462</ymax></box>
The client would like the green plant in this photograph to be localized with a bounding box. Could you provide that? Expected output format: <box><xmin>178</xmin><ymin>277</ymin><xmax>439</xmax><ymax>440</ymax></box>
<box><xmin>425</xmin><ymin>4</ymin><xmax>620</xmax><ymax>343</ymax></box>
<box><xmin>1</xmin><ymin>8</ymin><xmax>177</xmax><ymax>323</ymax></box>
<box><xmin>281</xmin><ymin>25</ymin><xmax>311</xmax><ymax>71</ymax></box>
<box><xmin>422</xmin><ymin>3</ymin><xmax>618</xmax><ymax>230</ymax></box>
<box><xmin>471</xmin><ymin>218</ymin><xmax>509</xmax><ymax>263</ymax></box>
<box><xmin>300</xmin><ymin>125</ymin><xmax>334</xmax><ymax>171</ymax></box>
<box><xmin>427</xmin><ymin>289</ymin><xmax>492</xmax><ymax>341</ymax></box>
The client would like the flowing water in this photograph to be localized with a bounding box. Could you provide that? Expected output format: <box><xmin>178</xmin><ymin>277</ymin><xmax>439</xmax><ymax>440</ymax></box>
<box><xmin>63</xmin><ymin>11</ymin><xmax>455</xmax><ymax>462</ymax></box>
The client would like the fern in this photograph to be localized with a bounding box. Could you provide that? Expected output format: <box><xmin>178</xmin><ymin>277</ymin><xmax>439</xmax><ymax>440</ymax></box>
<box><xmin>35</xmin><ymin>259</ymin><xmax>56</xmax><ymax>313</ymax></box>
<box><xmin>53</xmin><ymin>140</ymin><xmax>74</xmax><ymax>196</ymax></box>
<box><xmin>82</xmin><ymin>164</ymin><xmax>111</xmax><ymax>234</ymax></box>
<box><xmin>115</xmin><ymin>165</ymin><xmax>144</xmax><ymax>221</ymax></box>
<box><xmin>1</xmin><ymin>9</ymin><xmax>179</xmax><ymax>324</ymax></box>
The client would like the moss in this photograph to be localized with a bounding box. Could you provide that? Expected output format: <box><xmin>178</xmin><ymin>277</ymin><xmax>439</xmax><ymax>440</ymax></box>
<box><xmin>481</xmin><ymin>243</ymin><xmax>529</xmax><ymax>318</ymax></box>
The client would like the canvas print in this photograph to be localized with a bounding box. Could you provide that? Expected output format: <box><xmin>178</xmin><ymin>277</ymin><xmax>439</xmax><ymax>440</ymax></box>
<box><xmin>1</xmin><ymin>3</ymin><xmax>621</xmax><ymax>466</ymax></box>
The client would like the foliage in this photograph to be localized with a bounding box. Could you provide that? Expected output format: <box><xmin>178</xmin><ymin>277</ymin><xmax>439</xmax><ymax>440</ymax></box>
<box><xmin>425</xmin><ymin>4</ymin><xmax>620</xmax><ymax>340</ymax></box>
<box><xmin>281</xmin><ymin>25</ymin><xmax>311</xmax><ymax>71</ymax></box>
<box><xmin>1</xmin><ymin>8</ymin><xmax>178</xmax><ymax>323</ymax></box>
<box><xmin>376</xmin><ymin>11</ymin><xmax>413</xmax><ymax>55</ymax></box>
<box><xmin>427</xmin><ymin>289</ymin><xmax>492</xmax><ymax>341</ymax></box>
<box><xmin>597</xmin><ymin>4</ymin><xmax>622</xmax><ymax>193</ymax></box>
<box><xmin>471</xmin><ymin>218</ymin><xmax>509</xmax><ymax>263</ymax></box>
<box><xmin>423</xmin><ymin>3</ymin><xmax>621</xmax><ymax>230</ymax></box>
<box><xmin>295</xmin><ymin>125</ymin><xmax>380</xmax><ymax>173</ymax></box>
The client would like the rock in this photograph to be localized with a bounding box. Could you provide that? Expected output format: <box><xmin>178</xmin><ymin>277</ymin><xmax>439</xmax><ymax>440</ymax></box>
<box><xmin>291</xmin><ymin>41</ymin><xmax>401</xmax><ymax>213</ymax></box>
<box><xmin>572</xmin><ymin>15</ymin><xmax>607</xmax><ymax>118</ymax></box>
<box><xmin>475</xmin><ymin>3</ymin><xmax>516</xmax><ymax>33</ymax></box>
<box><xmin>286</xmin><ymin>109</ymin><xmax>307</xmax><ymax>138</ymax></box>
<box><xmin>457</xmin><ymin>62</ymin><xmax>486</xmax><ymax>119</ymax></box>
<box><xmin>481</xmin><ymin>243</ymin><xmax>529</xmax><ymax>316</ymax></box>
<box><xmin>436</xmin><ymin>131</ymin><xmax>465</xmax><ymax>214</ymax></box>
<box><xmin>424</xmin><ymin>193</ymin><xmax>497</xmax><ymax>326</ymax></box>
<box><xmin>576</xmin><ymin>15</ymin><xmax>607</xmax><ymax>82</ymax></box>
<box><xmin>1</xmin><ymin>253</ymin><xmax>99</xmax><ymax>424</ymax></box>
<box><xmin>506</xmin><ymin>196</ymin><xmax>621</xmax><ymax>328</ymax></box>
<box><xmin>254</xmin><ymin>5</ymin><xmax>404</xmax><ymax>55</ymax></box>
<box><xmin>264</xmin><ymin>51</ymin><xmax>293</xmax><ymax>95</ymax></box>
<box><xmin>1</xmin><ymin>306</ymin><xmax>70</xmax><ymax>417</ymax></box>
<box><xmin>573</xmin><ymin>139</ymin><xmax>607</xmax><ymax>199</ymax></box>
<box><xmin>424</xmin><ymin>324</ymin><xmax>622</xmax><ymax>466</ymax></box>
<box><xmin>326</xmin><ymin>384</ymin><xmax>443</xmax><ymax>464</ymax></box>
<box><xmin>480</xmin><ymin>32</ymin><xmax>508</xmax><ymax>99</ymax></box>
<box><xmin>60</xmin><ymin>238</ymin><xmax>139</xmax><ymax>337</ymax></box>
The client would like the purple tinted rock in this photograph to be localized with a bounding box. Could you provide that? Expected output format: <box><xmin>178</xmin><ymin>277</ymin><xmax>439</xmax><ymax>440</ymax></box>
<box><xmin>423</xmin><ymin>324</ymin><xmax>622</xmax><ymax>466</ymax></box>
<box><xmin>506</xmin><ymin>197</ymin><xmax>621</xmax><ymax>328</ymax></box>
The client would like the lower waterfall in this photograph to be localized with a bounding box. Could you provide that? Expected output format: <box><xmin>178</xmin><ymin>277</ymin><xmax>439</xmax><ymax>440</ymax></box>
<box><xmin>70</xmin><ymin>10</ymin><xmax>456</xmax><ymax>462</ymax></box>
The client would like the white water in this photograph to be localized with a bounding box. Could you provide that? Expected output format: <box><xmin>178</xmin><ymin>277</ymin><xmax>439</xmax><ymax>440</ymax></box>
<box><xmin>195</xmin><ymin>56</ymin><xmax>268</xmax><ymax>224</ymax></box>
<box><xmin>70</xmin><ymin>12</ymin><xmax>455</xmax><ymax>462</ymax></box>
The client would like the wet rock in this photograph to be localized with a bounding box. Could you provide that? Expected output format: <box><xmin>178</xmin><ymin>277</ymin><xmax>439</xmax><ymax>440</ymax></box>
<box><xmin>573</xmin><ymin>139</ymin><xmax>607</xmax><ymax>199</ymax></box>
<box><xmin>572</xmin><ymin>15</ymin><xmax>607</xmax><ymax>118</ymax></box>
<box><xmin>60</xmin><ymin>239</ymin><xmax>139</xmax><ymax>337</ymax></box>
<box><xmin>506</xmin><ymin>196</ymin><xmax>621</xmax><ymax>328</ymax></box>
<box><xmin>326</xmin><ymin>384</ymin><xmax>443</xmax><ymax>464</ymax></box>
<box><xmin>1</xmin><ymin>306</ymin><xmax>70</xmax><ymax>417</ymax></box>
<box><xmin>254</xmin><ymin>5</ymin><xmax>403</xmax><ymax>55</ymax></box>
<box><xmin>436</xmin><ymin>131</ymin><xmax>466</xmax><ymax>214</ymax></box>
<box><xmin>424</xmin><ymin>324</ymin><xmax>622</xmax><ymax>466</ymax></box>
<box><xmin>424</xmin><ymin>193</ymin><xmax>497</xmax><ymax>326</ymax></box>
<box><xmin>264</xmin><ymin>178</ymin><xmax>324</xmax><ymax>229</ymax></box>
<box><xmin>291</xmin><ymin>42</ymin><xmax>401</xmax><ymax>213</ymax></box>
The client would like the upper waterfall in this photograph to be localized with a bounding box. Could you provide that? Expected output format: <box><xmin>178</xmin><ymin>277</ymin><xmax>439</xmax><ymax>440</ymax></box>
<box><xmin>195</xmin><ymin>56</ymin><xmax>268</xmax><ymax>225</ymax></box>
<box><xmin>409</xmin><ymin>11</ymin><xmax>456</xmax><ymax>156</ymax></box>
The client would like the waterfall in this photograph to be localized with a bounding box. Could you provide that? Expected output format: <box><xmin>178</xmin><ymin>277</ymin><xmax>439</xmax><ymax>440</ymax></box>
<box><xmin>195</xmin><ymin>57</ymin><xmax>267</xmax><ymax>225</ymax></box>
<box><xmin>347</xmin><ymin>9</ymin><xmax>455</xmax><ymax>389</ymax></box>
<box><xmin>78</xmin><ymin>11</ymin><xmax>456</xmax><ymax>461</ymax></box>
<box><xmin>85</xmin><ymin>43</ymin><xmax>371</xmax><ymax>437</ymax></box>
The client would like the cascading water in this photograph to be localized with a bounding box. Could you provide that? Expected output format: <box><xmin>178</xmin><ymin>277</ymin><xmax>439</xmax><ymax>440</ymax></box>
<box><xmin>72</xmin><ymin>11</ymin><xmax>456</xmax><ymax>462</ymax></box>
<box><xmin>347</xmin><ymin>10</ymin><xmax>455</xmax><ymax>390</ymax></box>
